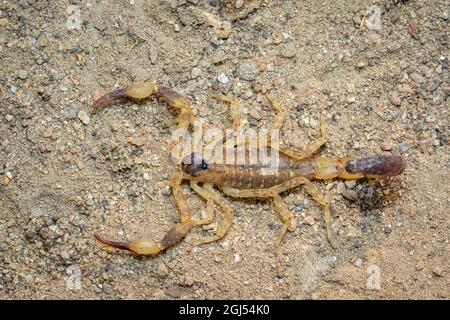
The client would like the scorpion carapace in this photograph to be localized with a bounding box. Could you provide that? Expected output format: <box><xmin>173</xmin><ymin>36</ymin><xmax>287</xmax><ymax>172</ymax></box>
<box><xmin>91</xmin><ymin>81</ymin><xmax>406</xmax><ymax>255</ymax></box>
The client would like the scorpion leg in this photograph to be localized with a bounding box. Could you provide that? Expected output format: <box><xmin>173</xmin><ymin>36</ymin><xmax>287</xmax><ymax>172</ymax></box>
<box><xmin>277</xmin><ymin>116</ymin><xmax>329</xmax><ymax>161</ymax></box>
<box><xmin>190</xmin><ymin>181</ymin><xmax>215</xmax><ymax>226</ymax></box>
<box><xmin>271</xmin><ymin>176</ymin><xmax>337</xmax><ymax>248</ymax></box>
<box><xmin>95</xmin><ymin>168</ymin><xmax>196</xmax><ymax>255</ymax></box>
<box><xmin>211</xmin><ymin>94</ymin><xmax>243</xmax><ymax>129</ymax></box>
<box><xmin>265</xmin><ymin>94</ymin><xmax>286</xmax><ymax>130</ymax></box>
<box><xmin>223</xmin><ymin>175</ymin><xmax>337</xmax><ymax>249</ymax></box>
<box><xmin>222</xmin><ymin>187</ymin><xmax>296</xmax><ymax>247</ymax></box>
<box><xmin>190</xmin><ymin>184</ymin><xmax>235</xmax><ymax>247</ymax></box>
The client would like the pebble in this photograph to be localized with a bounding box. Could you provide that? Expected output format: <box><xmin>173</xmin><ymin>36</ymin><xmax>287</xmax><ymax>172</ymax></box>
<box><xmin>356</xmin><ymin>61</ymin><xmax>366</xmax><ymax>68</ymax></box>
<box><xmin>18</xmin><ymin>70</ymin><xmax>28</xmax><ymax>80</ymax></box>
<box><xmin>237</xmin><ymin>62</ymin><xmax>258</xmax><ymax>81</ymax></box>
<box><xmin>143</xmin><ymin>172</ymin><xmax>151</xmax><ymax>181</ymax></box>
<box><xmin>234</xmin><ymin>253</ymin><xmax>241</xmax><ymax>263</ymax></box>
<box><xmin>235</xmin><ymin>0</ymin><xmax>244</xmax><ymax>9</ymax></box>
<box><xmin>30</xmin><ymin>208</ymin><xmax>44</xmax><ymax>218</ymax></box>
<box><xmin>85</xmin><ymin>198</ymin><xmax>94</xmax><ymax>206</ymax></box>
<box><xmin>398</xmin><ymin>143</ymin><xmax>409</xmax><ymax>153</ymax></box>
<box><xmin>336</xmin><ymin>182</ymin><xmax>346</xmax><ymax>194</ymax></box>
<box><xmin>67</xmin><ymin>103</ymin><xmax>78</xmax><ymax>119</ymax></box>
<box><xmin>190</xmin><ymin>67</ymin><xmax>202</xmax><ymax>79</ymax></box>
<box><xmin>354</xmin><ymin>258</ymin><xmax>363</xmax><ymax>267</ymax></box>
<box><xmin>42</xmin><ymin>127</ymin><xmax>53</xmax><ymax>138</ymax></box>
<box><xmin>217</xmin><ymin>73</ymin><xmax>229</xmax><ymax>84</ymax></box>
<box><xmin>280</xmin><ymin>44</ymin><xmax>296</xmax><ymax>58</ymax></box>
<box><xmin>410</xmin><ymin>72</ymin><xmax>425</xmax><ymax>83</ymax></box>
<box><xmin>344</xmin><ymin>180</ymin><xmax>356</xmax><ymax>189</ymax></box>
<box><xmin>390</xmin><ymin>95</ymin><xmax>402</xmax><ymax>106</ymax></box>
<box><xmin>156</xmin><ymin>262</ymin><xmax>169</xmax><ymax>277</ymax></box>
<box><xmin>149</xmin><ymin>47</ymin><xmax>158</xmax><ymax>64</ymax></box>
<box><xmin>59</xmin><ymin>84</ymin><xmax>69</xmax><ymax>92</ymax></box>
<box><xmin>1</xmin><ymin>176</ymin><xmax>11</xmax><ymax>186</ymax></box>
<box><xmin>102</xmin><ymin>283</ymin><xmax>114</xmax><ymax>294</ymax></box>
<box><xmin>248</xmin><ymin>108</ymin><xmax>261</xmax><ymax>120</ymax></box>
<box><xmin>304</xmin><ymin>216</ymin><xmax>315</xmax><ymax>226</ymax></box>
<box><xmin>433</xmin><ymin>266</ymin><xmax>444</xmax><ymax>277</ymax></box>
<box><xmin>77</xmin><ymin>111</ymin><xmax>90</xmax><ymax>125</ymax></box>
<box><xmin>380</xmin><ymin>142</ymin><xmax>393</xmax><ymax>151</ymax></box>
<box><xmin>342</xmin><ymin>190</ymin><xmax>358</xmax><ymax>201</ymax></box>
<box><xmin>442</xmin><ymin>11</ymin><xmax>448</xmax><ymax>21</ymax></box>
<box><xmin>5</xmin><ymin>114</ymin><xmax>13</xmax><ymax>122</ymax></box>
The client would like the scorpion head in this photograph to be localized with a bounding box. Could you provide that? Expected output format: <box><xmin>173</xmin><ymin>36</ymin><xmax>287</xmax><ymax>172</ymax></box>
<box><xmin>181</xmin><ymin>152</ymin><xmax>209</xmax><ymax>177</ymax></box>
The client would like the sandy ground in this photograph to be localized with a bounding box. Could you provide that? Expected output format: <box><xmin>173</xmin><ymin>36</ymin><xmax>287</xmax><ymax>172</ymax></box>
<box><xmin>0</xmin><ymin>0</ymin><xmax>449</xmax><ymax>299</ymax></box>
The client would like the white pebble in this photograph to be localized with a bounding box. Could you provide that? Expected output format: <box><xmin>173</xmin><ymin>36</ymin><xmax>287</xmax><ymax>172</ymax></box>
<box><xmin>218</xmin><ymin>73</ymin><xmax>229</xmax><ymax>84</ymax></box>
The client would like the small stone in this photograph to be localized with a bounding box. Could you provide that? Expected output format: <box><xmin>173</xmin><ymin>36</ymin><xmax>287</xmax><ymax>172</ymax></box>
<box><xmin>415</xmin><ymin>262</ymin><xmax>424</xmax><ymax>271</ymax></box>
<box><xmin>280</xmin><ymin>44</ymin><xmax>296</xmax><ymax>58</ymax></box>
<box><xmin>380</xmin><ymin>142</ymin><xmax>393</xmax><ymax>151</ymax></box>
<box><xmin>344</xmin><ymin>180</ymin><xmax>356</xmax><ymax>189</ymax></box>
<box><xmin>410</xmin><ymin>72</ymin><xmax>426</xmax><ymax>83</ymax></box>
<box><xmin>248</xmin><ymin>108</ymin><xmax>261</xmax><ymax>121</ymax></box>
<box><xmin>356</xmin><ymin>61</ymin><xmax>366</xmax><ymax>68</ymax></box>
<box><xmin>85</xmin><ymin>198</ymin><xmax>94</xmax><ymax>206</ymax></box>
<box><xmin>38</xmin><ymin>143</ymin><xmax>48</xmax><ymax>153</ymax></box>
<box><xmin>67</xmin><ymin>103</ymin><xmax>78</xmax><ymax>119</ymax></box>
<box><xmin>217</xmin><ymin>73</ymin><xmax>229</xmax><ymax>84</ymax></box>
<box><xmin>173</xmin><ymin>23</ymin><xmax>180</xmax><ymax>32</ymax></box>
<box><xmin>272</xmin><ymin>32</ymin><xmax>283</xmax><ymax>44</ymax></box>
<box><xmin>127</xmin><ymin>187</ymin><xmax>136</xmax><ymax>196</ymax></box>
<box><xmin>60</xmin><ymin>251</ymin><xmax>70</xmax><ymax>260</ymax></box>
<box><xmin>190</xmin><ymin>67</ymin><xmax>202</xmax><ymax>79</ymax></box>
<box><xmin>367</xmin><ymin>33</ymin><xmax>381</xmax><ymax>46</ymax></box>
<box><xmin>5</xmin><ymin>114</ymin><xmax>13</xmax><ymax>122</ymax></box>
<box><xmin>354</xmin><ymin>258</ymin><xmax>363</xmax><ymax>267</ymax></box>
<box><xmin>18</xmin><ymin>70</ymin><xmax>28</xmax><ymax>80</ymax></box>
<box><xmin>304</xmin><ymin>216</ymin><xmax>315</xmax><ymax>226</ymax></box>
<box><xmin>433</xmin><ymin>266</ymin><xmax>444</xmax><ymax>277</ymax></box>
<box><xmin>59</xmin><ymin>84</ymin><xmax>69</xmax><ymax>92</ymax></box>
<box><xmin>156</xmin><ymin>262</ymin><xmax>169</xmax><ymax>277</ymax></box>
<box><xmin>390</xmin><ymin>15</ymin><xmax>400</xmax><ymax>24</ymax></box>
<box><xmin>390</xmin><ymin>95</ymin><xmax>402</xmax><ymax>106</ymax></box>
<box><xmin>1</xmin><ymin>176</ymin><xmax>11</xmax><ymax>186</ymax></box>
<box><xmin>342</xmin><ymin>190</ymin><xmax>358</xmax><ymax>201</ymax></box>
<box><xmin>442</xmin><ymin>11</ymin><xmax>449</xmax><ymax>20</ymax></box>
<box><xmin>30</xmin><ymin>208</ymin><xmax>44</xmax><ymax>218</ymax></box>
<box><xmin>42</xmin><ymin>127</ymin><xmax>53</xmax><ymax>138</ymax></box>
<box><xmin>213</xmin><ymin>21</ymin><xmax>232</xmax><ymax>39</ymax></box>
<box><xmin>234</xmin><ymin>253</ymin><xmax>241</xmax><ymax>263</ymax></box>
<box><xmin>398</xmin><ymin>143</ymin><xmax>409</xmax><ymax>153</ymax></box>
<box><xmin>143</xmin><ymin>172</ymin><xmax>151</xmax><ymax>181</ymax></box>
<box><xmin>347</xmin><ymin>96</ymin><xmax>356</xmax><ymax>103</ymax></box>
<box><xmin>102</xmin><ymin>283</ymin><xmax>114</xmax><ymax>294</ymax></box>
<box><xmin>77</xmin><ymin>111</ymin><xmax>90</xmax><ymax>125</ymax></box>
<box><xmin>235</xmin><ymin>0</ymin><xmax>244</xmax><ymax>9</ymax></box>
<box><xmin>336</xmin><ymin>182</ymin><xmax>346</xmax><ymax>194</ymax></box>
<box><xmin>149</xmin><ymin>47</ymin><xmax>158</xmax><ymax>64</ymax></box>
<box><xmin>237</xmin><ymin>62</ymin><xmax>258</xmax><ymax>81</ymax></box>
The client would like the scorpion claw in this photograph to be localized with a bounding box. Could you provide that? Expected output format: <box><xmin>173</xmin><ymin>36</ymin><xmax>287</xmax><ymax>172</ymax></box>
<box><xmin>94</xmin><ymin>233</ymin><xmax>162</xmax><ymax>255</ymax></box>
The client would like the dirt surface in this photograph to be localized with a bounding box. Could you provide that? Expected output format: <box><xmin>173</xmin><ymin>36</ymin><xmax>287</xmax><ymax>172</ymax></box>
<box><xmin>0</xmin><ymin>0</ymin><xmax>449</xmax><ymax>300</ymax></box>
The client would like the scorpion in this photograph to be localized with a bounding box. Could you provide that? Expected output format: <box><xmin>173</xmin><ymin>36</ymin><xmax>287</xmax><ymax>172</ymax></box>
<box><xmin>91</xmin><ymin>81</ymin><xmax>405</xmax><ymax>255</ymax></box>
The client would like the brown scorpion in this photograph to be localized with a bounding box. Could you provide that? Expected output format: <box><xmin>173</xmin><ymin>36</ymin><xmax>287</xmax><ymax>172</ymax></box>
<box><xmin>91</xmin><ymin>81</ymin><xmax>405</xmax><ymax>255</ymax></box>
